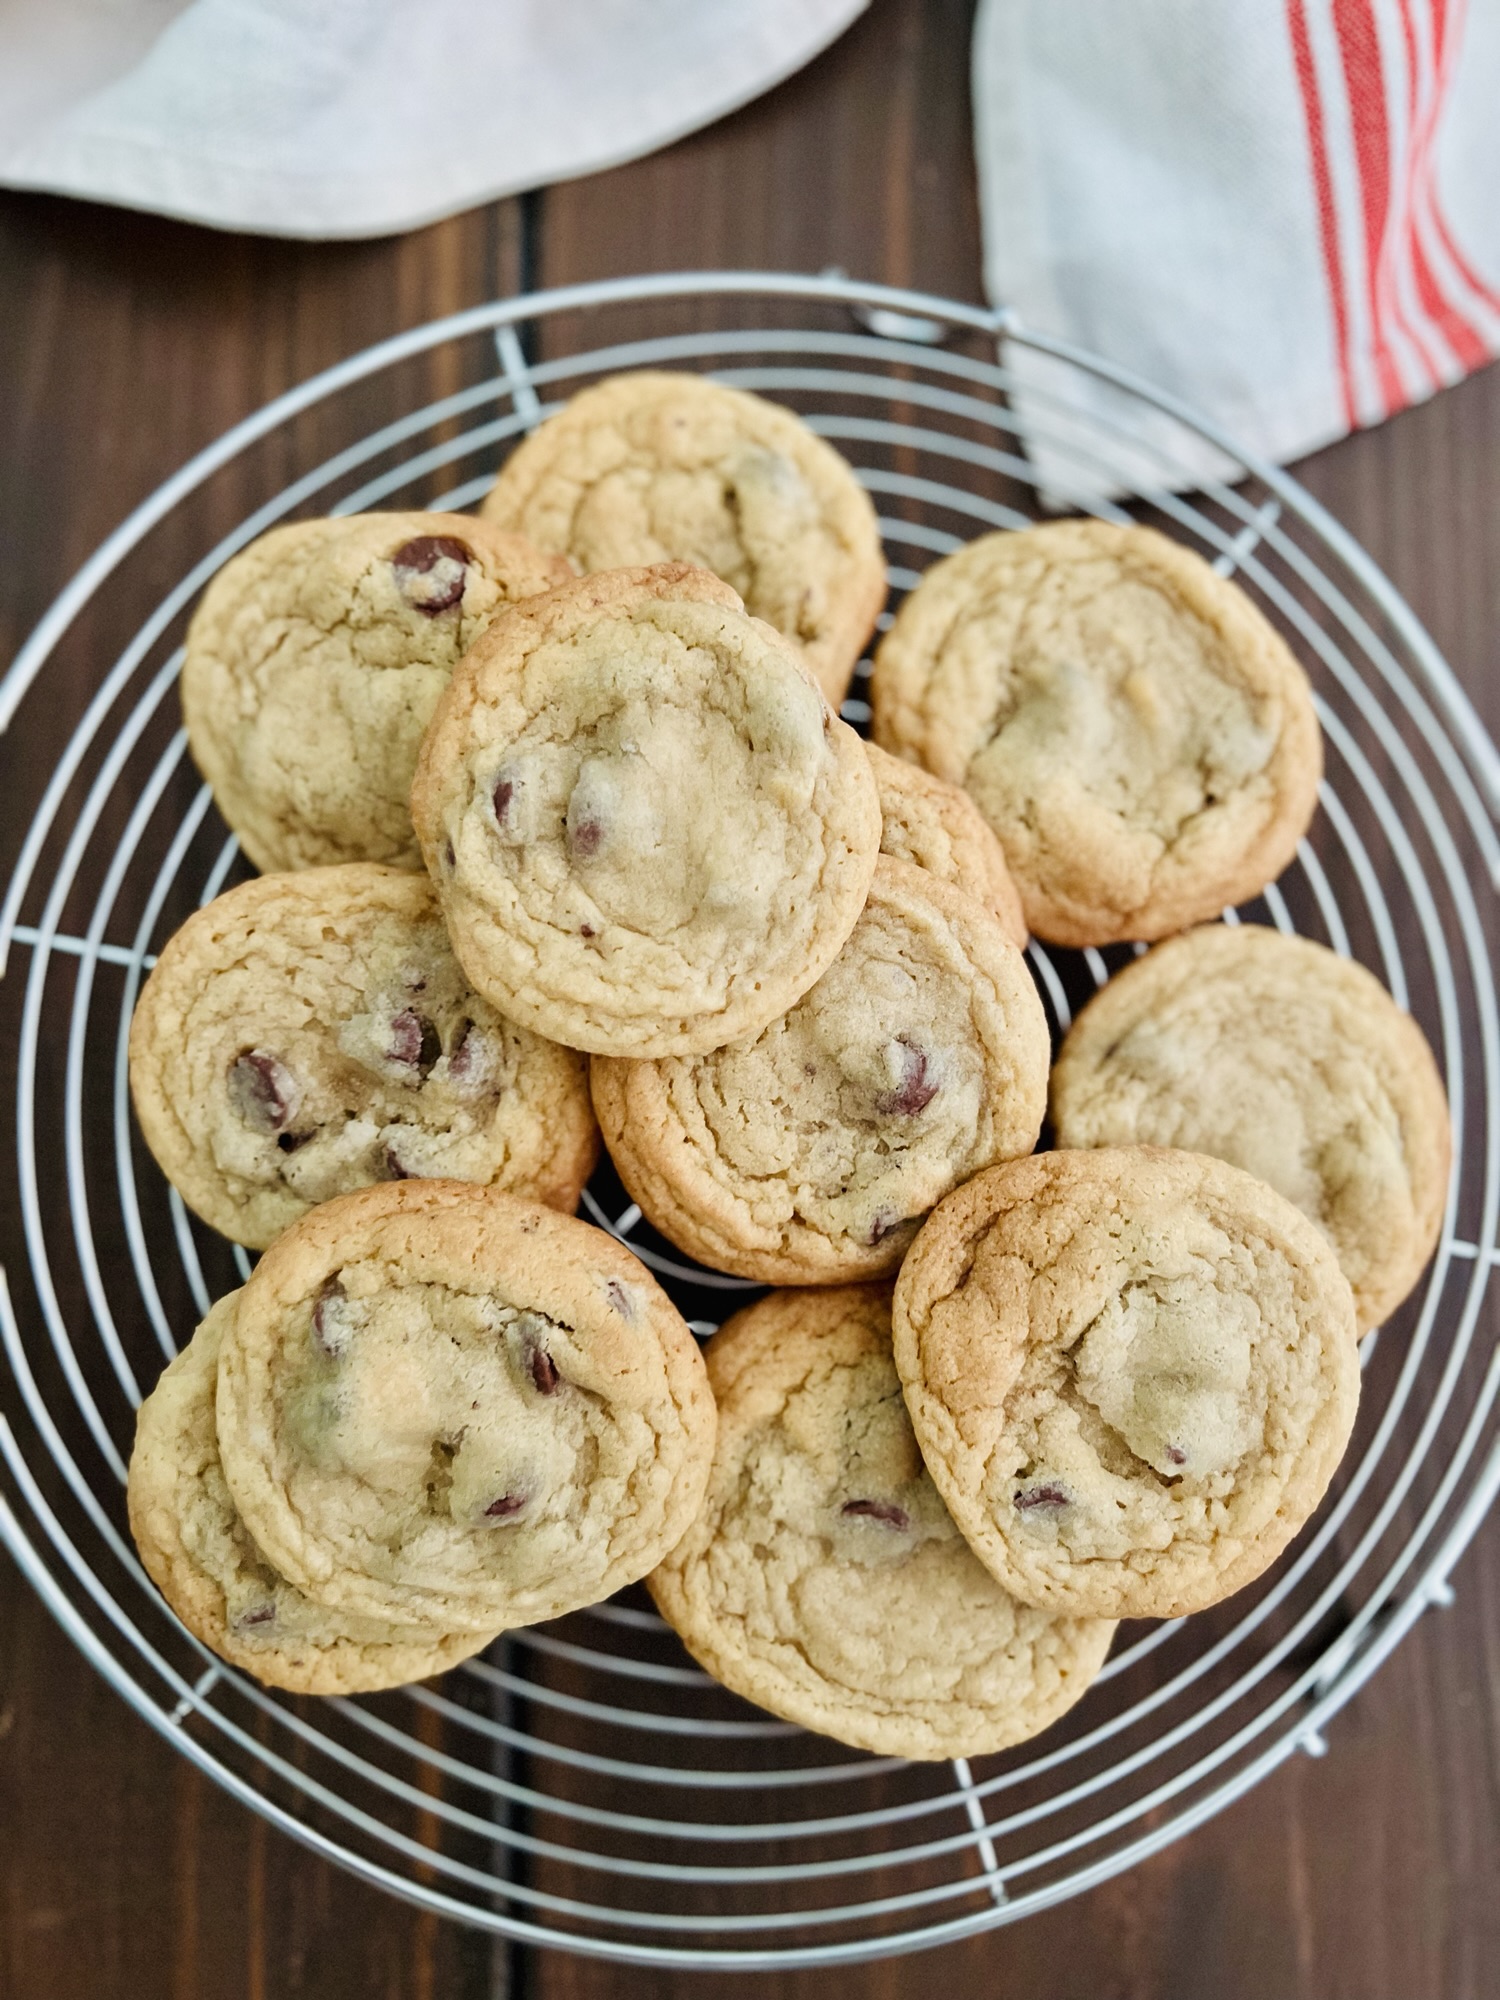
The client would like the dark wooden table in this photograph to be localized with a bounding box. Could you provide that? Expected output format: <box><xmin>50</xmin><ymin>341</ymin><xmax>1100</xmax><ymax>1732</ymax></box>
<box><xmin>2</xmin><ymin>4</ymin><xmax>1498</xmax><ymax>1996</ymax></box>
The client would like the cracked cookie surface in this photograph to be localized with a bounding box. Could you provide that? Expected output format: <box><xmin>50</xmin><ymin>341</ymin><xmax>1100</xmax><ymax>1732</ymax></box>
<box><xmin>129</xmin><ymin>864</ymin><xmax>597</xmax><ymax>1249</ymax></box>
<box><xmin>1051</xmin><ymin>924</ymin><xmax>1451</xmax><ymax>1332</ymax></box>
<box><xmin>866</xmin><ymin>741</ymin><xmax>1027</xmax><ymax>945</ymax></box>
<box><xmin>215</xmin><ymin>1181</ymin><xmax>716</xmax><ymax>1633</ymax></box>
<box><xmin>590</xmin><ymin>858</ymin><xmax>1049</xmax><ymax>1284</ymax></box>
<box><xmin>870</xmin><ymin>521</ymin><xmax>1322</xmax><ymax>945</ymax></box>
<box><xmin>649</xmin><ymin>1285</ymin><xmax>1115</xmax><ymax>1757</ymax></box>
<box><xmin>128</xmin><ymin>1298</ymin><xmax>491</xmax><ymax>1693</ymax></box>
<box><xmin>182</xmin><ymin>512</ymin><xmax>572</xmax><ymax>872</ymax></box>
<box><xmin>892</xmin><ymin>1148</ymin><xmax>1360</xmax><ymax>1620</ymax></box>
<box><xmin>480</xmin><ymin>371</ymin><xmax>886</xmax><ymax>705</ymax></box>
<box><xmin>411</xmin><ymin>563</ymin><xmax>882</xmax><ymax>1058</ymax></box>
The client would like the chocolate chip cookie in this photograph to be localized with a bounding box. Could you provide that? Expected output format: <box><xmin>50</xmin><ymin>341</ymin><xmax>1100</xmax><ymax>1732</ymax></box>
<box><xmin>649</xmin><ymin>1285</ymin><xmax>1115</xmax><ymax>1757</ymax></box>
<box><xmin>182</xmin><ymin>512</ymin><xmax>572</xmax><ymax>872</ymax></box>
<box><xmin>1051</xmin><ymin>924</ymin><xmax>1451</xmax><ymax>1332</ymax></box>
<box><xmin>215</xmin><ymin>1181</ymin><xmax>716</xmax><ymax>1632</ymax></box>
<box><xmin>892</xmin><ymin>1148</ymin><xmax>1360</xmax><ymax>1620</ymax></box>
<box><xmin>867</xmin><ymin>741</ymin><xmax>1027</xmax><ymax>946</ymax></box>
<box><xmin>129</xmin><ymin>864</ymin><xmax>597</xmax><ymax>1250</ymax></box>
<box><xmin>590</xmin><ymin>858</ymin><xmax>1049</xmax><ymax>1284</ymax></box>
<box><xmin>128</xmin><ymin>1299</ymin><xmax>491</xmax><ymax>1693</ymax></box>
<box><xmin>410</xmin><ymin>563</ymin><xmax>883</xmax><ymax>1059</ymax></box>
<box><xmin>480</xmin><ymin>370</ymin><xmax>886</xmax><ymax>704</ymax></box>
<box><xmin>870</xmin><ymin>521</ymin><xmax>1322</xmax><ymax>946</ymax></box>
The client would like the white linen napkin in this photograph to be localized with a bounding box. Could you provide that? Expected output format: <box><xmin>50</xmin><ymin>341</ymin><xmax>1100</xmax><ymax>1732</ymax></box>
<box><xmin>974</xmin><ymin>0</ymin><xmax>1500</xmax><ymax>484</ymax></box>
<box><xmin>0</xmin><ymin>0</ymin><xmax>867</xmax><ymax>239</ymax></box>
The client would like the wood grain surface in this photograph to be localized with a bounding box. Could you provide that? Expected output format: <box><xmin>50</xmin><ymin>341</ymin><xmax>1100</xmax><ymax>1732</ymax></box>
<box><xmin>2</xmin><ymin>5</ymin><xmax>1498</xmax><ymax>1997</ymax></box>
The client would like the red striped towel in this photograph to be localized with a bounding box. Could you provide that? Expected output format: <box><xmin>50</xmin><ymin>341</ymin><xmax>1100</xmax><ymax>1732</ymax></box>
<box><xmin>975</xmin><ymin>0</ymin><xmax>1500</xmax><ymax>478</ymax></box>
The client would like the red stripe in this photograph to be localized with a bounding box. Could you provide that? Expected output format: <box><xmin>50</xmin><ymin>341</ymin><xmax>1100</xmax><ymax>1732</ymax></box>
<box><xmin>1425</xmin><ymin>0</ymin><xmax>1500</xmax><ymax>318</ymax></box>
<box><xmin>1287</xmin><ymin>0</ymin><xmax>1359</xmax><ymax>428</ymax></box>
<box><xmin>1387</xmin><ymin>0</ymin><xmax>1448</xmax><ymax>377</ymax></box>
<box><xmin>1330</xmin><ymin>0</ymin><xmax>1408</xmax><ymax>413</ymax></box>
<box><xmin>1398</xmin><ymin>0</ymin><xmax>1489</xmax><ymax>369</ymax></box>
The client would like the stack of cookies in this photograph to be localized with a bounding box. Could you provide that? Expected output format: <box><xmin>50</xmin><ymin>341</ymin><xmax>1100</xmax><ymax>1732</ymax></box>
<box><xmin>125</xmin><ymin>369</ymin><xmax>1450</xmax><ymax>1762</ymax></box>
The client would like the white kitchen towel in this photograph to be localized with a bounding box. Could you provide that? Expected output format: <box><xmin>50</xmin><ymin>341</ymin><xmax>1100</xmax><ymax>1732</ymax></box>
<box><xmin>0</xmin><ymin>0</ymin><xmax>867</xmax><ymax>240</ymax></box>
<box><xmin>974</xmin><ymin>0</ymin><xmax>1500</xmax><ymax>485</ymax></box>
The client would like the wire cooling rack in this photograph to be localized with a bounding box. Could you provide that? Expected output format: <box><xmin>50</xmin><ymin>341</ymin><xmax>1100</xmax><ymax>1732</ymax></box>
<box><xmin>2</xmin><ymin>272</ymin><xmax>1500</xmax><ymax>1969</ymax></box>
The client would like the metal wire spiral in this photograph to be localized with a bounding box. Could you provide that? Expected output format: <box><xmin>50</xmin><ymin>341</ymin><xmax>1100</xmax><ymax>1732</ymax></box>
<box><xmin>2</xmin><ymin>272</ymin><xmax>1498</xmax><ymax>1969</ymax></box>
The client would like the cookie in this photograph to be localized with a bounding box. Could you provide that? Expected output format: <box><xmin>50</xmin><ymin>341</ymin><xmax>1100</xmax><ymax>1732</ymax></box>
<box><xmin>127</xmin><ymin>1299</ymin><xmax>490</xmax><ymax>1694</ymax></box>
<box><xmin>870</xmin><ymin>521</ymin><xmax>1322</xmax><ymax>946</ymax></box>
<box><xmin>892</xmin><ymin>1148</ymin><xmax>1360</xmax><ymax>1620</ymax></box>
<box><xmin>590</xmin><ymin>858</ymin><xmax>1049</xmax><ymax>1284</ymax></box>
<box><xmin>1051</xmin><ymin>925</ymin><xmax>1451</xmax><ymax>1332</ymax></box>
<box><xmin>866</xmin><ymin>741</ymin><xmax>1027</xmax><ymax>946</ymax></box>
<box><xmin>215</xmin><ymin>1181</ymin><xmax>716</xmax><ymax>1633</ymax></box>
<box><xmin>410</xmin><ymin>563</ymin><xmax>883</xmax><ymax>1059</ymax></box>
<box><xmin>182</xmin><ymin>512</ymin><xmax>572</xmax><ymax>872</ymax></box>
<box><xmin>129</xmin><ymin>864</ymin><xmax>597</xmax><ymax>1250</ymax></box>
<box><xmin>649</xmin><ymin>1286</ymin><xmax>1116</xmax><ymax>1758</ymax></box>
<box><xmin>480</xmin><ymin>370</ymin><xmax>886</xmax><ymax>705</ymax></box>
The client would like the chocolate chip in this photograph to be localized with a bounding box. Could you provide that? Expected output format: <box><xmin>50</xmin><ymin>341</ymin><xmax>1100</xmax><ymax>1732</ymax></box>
<box><xmin>875</xmin><ymin>1037</ymin><xmax>939</xmax><ymax>1117</ymax></box>
<box><xmin>448</xmin><ymin>1022</ymin><xmax>483</xmax><ymax>1087</ymax></box>
<box><xmin>604</xmin><ymin>1278</ymin><xmax>635</xmax><ymax>1320</ymax></box>
<box><xmin>386</xmin><ymin>1011</ymin><xmax>419</xmax><ymax>1066</ymax></box>
<box><xmin>277</xmin><ymin>1130</ymin><xmax>313</xmax><ymax>1153</ymax></box>
<box><xmin>1164</xmin><ymin>1445</ymin><xmax>1187</xmax><ymax>1467</ymax></box>
<box><xmin>1014</xmin><ymin>1483</ymin><xmax>1070</xmax><ymax>1513</ymax></box>
<box><xmin>867</xmin><ymin>1210</ymin><xmax>902</xmax><ymax>1247</ymax></box>
<box><xmin>568</xmin><ymin>815</ymin><xmax>603</xmax><ymax>859</ymax></box>
<box><xmin>442</xmin><ymin>838</ymin><xmax>456</xmax><ymax>873</ymax></box>
<box><xmin>227</xmin><ymin>1050</ymin><xmax>301</xmax><ymax>1134</ymax></box>
<box><xmin>528</xmin><ymin>1346</ymin><xmax>561</xmax><ymax>1395</ymax></box>
<box><xmin>580</xmin><ymin>923</ymin><xmax>597</xmax><ymax>939</ymax></box>
<box><xmin>233</xmin><ymin>1604</ymin><xmax>277</xmax><ymax>1631</ymax></box>
<box><xmin>841</xmin><ymin>1498</ymin><xmax>911</xmax><ymax>1530</ymax></box>
<box><xmin>492</xmin><ymin>776</ymin><xmax>514</xmax><ymax>827</ymax></box>
<box><xmin>484</xmin><ymin>1492</ymin><xmax>527</xmax><ymax>1519</ymax></box>
<box><xmin>311</xmin><ymin>1276</ymin><xmax>349</xmax><ymax>1357</ymax></box>
<box><xmin>510</xmin><ymin>1311</ymin><xmax>564</xmax><ymax>1393</ymax></box>
<box><xmin>381</xmin><ymin>1143</ymin><xmax>411</xmax><ymax>1181</ymax></box>
<box><xmin>449</xmin><ymin>1022</ymin><xmax>506</xmax><ymax>1100</ymax></box>
<box><xmin>391</xmin><ymin>534</ymin><xmax>470</xmax><ymax>615</ymax></box>
<box><xmin>388</xmin><ymin>1008</ymin><xmax>442</xmax><ymax>1077</ymax></box>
